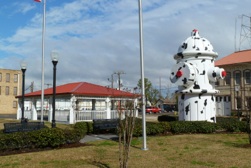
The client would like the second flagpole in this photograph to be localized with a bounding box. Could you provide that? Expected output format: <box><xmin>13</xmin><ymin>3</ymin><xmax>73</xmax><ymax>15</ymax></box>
<box><xmin>41</xmin><ymin>0</ymin><xmax>46</xmax><ymax>122</ymax></box>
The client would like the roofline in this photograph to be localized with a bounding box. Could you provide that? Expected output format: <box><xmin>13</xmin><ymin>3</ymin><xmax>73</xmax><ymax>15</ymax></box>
<box><xmin>15</xmin><ymin>81</ymin><xmax>140</xmax><ymax>99</ymax></box>
<box><xmin>16</xmin><ymin>92</ymin><xmax>140</xmax><ymax>99</ymax></box>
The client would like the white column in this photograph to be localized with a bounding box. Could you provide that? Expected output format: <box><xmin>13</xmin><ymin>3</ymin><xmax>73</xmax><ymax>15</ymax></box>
<box><xmin>69</xmin><ymin>95</ymin><xmax>76</xmax><ymax>124</ymax></box>
<box><xmin>134</xmin><ymin>98</ymin><xmax>138</xmax><ymax>117</ymax></box>
<box><xmin>16</xmin><ymin>99</ymin><xmax>21</xmax><ymax>119</ymax></box>
<box><xmin>48</xmin><ymin>97</ymin><xmax>52</xmax><ymax>122</ymax></box>
<box><xmin>106</xmin><ymin>97</ymin><xmax>111</xmax><ymax>119</ymax></box>
<box><xmin>31</xmin><ymin>99</ymin><xmax>38</xmax><ymax>120</ymax></box>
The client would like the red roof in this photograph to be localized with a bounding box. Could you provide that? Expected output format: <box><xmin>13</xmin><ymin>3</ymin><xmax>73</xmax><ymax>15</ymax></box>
<box><xmin>18</xmin><ymin>82</ymin><xmax>139</xmax><ymax>98</ymax></box>
<box><xmin>215</xmin><ymin>50</ymin><xmax>251</xmax><ymax>66</ymax></box>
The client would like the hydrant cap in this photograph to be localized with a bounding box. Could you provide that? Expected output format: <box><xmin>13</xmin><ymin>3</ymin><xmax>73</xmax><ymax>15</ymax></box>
<box><xmin>175</xmin><ymin>29</ymin><xmax>218</xmax><ymax>59</ymax></box>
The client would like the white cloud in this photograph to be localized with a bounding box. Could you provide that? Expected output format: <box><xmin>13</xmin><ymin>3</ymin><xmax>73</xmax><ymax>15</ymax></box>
<box><xmin>0</xmin><ymin>0</ymin><xmax>251</xmax><ymax>95</ymax></box>
<box><xmin>14</xmin><ymin>3</ymin><xmax>35</xmax><ymax>14</ymax></box>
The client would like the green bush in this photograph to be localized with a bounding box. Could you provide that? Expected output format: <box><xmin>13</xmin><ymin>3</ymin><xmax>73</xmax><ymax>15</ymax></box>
<box><xmin>0</xmin><ymin>122</ymin><xmax>89</xmax><ymax>152</ymax></box>
<box><xmin>170</xmin><ymin>121</ymin><xmax>217</xmax><ymax>134</ymax></box>
<box><xmin>132</xmin><ymin>118</ymin><xmax>143</xmax><ymax>137</ymax></box>
<box><xmin>30</xmin><ymin>128</ymin><xmax>66</xmax><ymax>148</ymax></box>
<box><xmin>216</xmin><ymin>117</ymin><xmax>247</xmax><ymax>132</ymax></box>
<box><xmin>132</xmin><ymin>118</ymin><xmax>171</xmax><ymax>137</ymax></box>
<box><xmin>74</xmin><ymin>121</ymin><xmax>92</xmax><ymax>134</ymax></box>
<box><xmin>146</xmin><ymin>122</ymin><xmax>162</xmax><ymax>135</ymax></box>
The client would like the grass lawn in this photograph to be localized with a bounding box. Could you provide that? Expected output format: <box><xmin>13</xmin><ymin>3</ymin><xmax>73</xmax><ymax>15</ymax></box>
<box><xmin>0</xmin><ymin>133</ymin><xmax>250</xmax><ymax>168</ymax></box>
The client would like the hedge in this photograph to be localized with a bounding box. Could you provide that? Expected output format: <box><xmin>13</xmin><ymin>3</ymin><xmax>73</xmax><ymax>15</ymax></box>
<box><xmin>216</xmin><ymin>117</ymin><xmax>247</xmax><ymax>132</ymax></box>
<box><xmin>133</xmin><ymin>117</ymin><xmax>249</xmax><ymax>136</ymax></box>
<box><xmin>0</xmin><ymin>117</ymin><xmax>249</xmax><ymax>152</ymax></box>
<box><xmin>169</xmin><ymin>121</ymin><xmax>217</xmax><ymax>134</ymax></box>
<box><xmin>0</xmin><ymin>121</ymin><xmax>89</xmax><ymax>152</ymax></box>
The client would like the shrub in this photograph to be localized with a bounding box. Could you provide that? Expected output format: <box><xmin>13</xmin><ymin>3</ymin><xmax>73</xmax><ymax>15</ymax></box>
<box><xmin>216</xmin><ymin>117</ymin><xmax>247</xmax><ymax>132</ymax></box>
<box><xmin>31</xmin><ymin>128</ymin><xmax>66</xmax><ymax>148</ymax></box>
<box><xmin>132</xmin><ymin>118</ymin><xmax>143</xmax><ymax>137</ymax></box>
<box><xmin>0</xmin><ymin>122</ymin><xmax>89</xmax><ymax>152</ymax></box>
<box><xmin>170</xmin><ymin>121</ymin><xmax>217</xmax><ymax>134</ymax></box>
<box><xmin>132</xmin><ymin>118</ymin><xmax>171</xmax><ymax>137</ymax></box>
<box><xmin>158</xmin><ymin>115</ymin><xmax>178</xmax><ymax>122</ymax></box>
<box><xmin>74</xmin><ymin>121</ymin><xmax>92</xmax><ymax>134</ymax></box>
<box><xmin>146</xmin><ymin>122</ymin><xmax>162</xmax><ymax>135</ymax></box>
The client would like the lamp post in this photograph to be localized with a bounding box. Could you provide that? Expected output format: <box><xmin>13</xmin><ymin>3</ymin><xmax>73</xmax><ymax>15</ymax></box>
<box><xmin>20</xmin><ymin>62</ymin><xmax>27</xmax><ymax>123</ymax></box>
<box><xmin>51</xmin><ymin>51</ymin><xmax>59</xmax><ymax>128</ymax></box>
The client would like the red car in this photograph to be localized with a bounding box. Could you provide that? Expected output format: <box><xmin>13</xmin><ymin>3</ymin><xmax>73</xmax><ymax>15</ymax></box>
<box><xmin>146</xmin><ymin>106</ymin><xmax>161</xmax><ymax>114</ymax></box>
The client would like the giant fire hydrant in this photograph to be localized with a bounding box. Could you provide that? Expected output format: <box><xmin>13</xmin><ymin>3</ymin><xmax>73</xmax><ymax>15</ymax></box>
<box><xmin>170</xmin><ymin>29</ymin><xmax>226</xmax><ymax>122</ymax></box>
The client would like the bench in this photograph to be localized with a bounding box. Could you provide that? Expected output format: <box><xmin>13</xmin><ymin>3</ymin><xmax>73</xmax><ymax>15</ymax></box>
<box><xmin>93</xmin><ymin>119</ymin><xmax>119</xmax><ymax>134</ymax></box>
<box><xmin>3</xmin><ymin>122</ymin><xmax>45</xmax><ymax>133</ymax></box>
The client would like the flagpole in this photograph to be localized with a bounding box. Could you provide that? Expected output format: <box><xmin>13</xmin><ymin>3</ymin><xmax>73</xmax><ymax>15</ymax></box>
<box><xmin>41</xmin><ymin>0</ymin><xmax>46</xmax><ymax>122</ymax></box>
<box><xmin>138</xmin><ymin>0</ymin><xmax>148</xmax><ymax>150</ymax></box>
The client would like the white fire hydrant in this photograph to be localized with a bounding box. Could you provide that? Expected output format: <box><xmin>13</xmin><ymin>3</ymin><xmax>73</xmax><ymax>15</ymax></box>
<box><xmin>170</xmin><ymin>29</ymin><xmax>226</xmax><ymax>122</ymax></box>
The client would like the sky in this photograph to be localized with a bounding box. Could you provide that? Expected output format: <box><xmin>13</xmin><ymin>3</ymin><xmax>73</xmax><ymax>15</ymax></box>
<box><xmin>0</xmin><ymin>0</ymin><xmax>251</xmax><ymax>97</ymax></box>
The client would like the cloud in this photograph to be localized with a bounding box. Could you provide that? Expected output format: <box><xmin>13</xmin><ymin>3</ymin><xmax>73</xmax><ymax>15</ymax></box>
<box><xmin>14</xmin><ymin>3</ymin><xmax>35</xmax><ymax>14</ymax></box>
<box><xmin>1</xmin><ymin>0</ymin><xmax>251</xmax><ymax>95</ymax></box>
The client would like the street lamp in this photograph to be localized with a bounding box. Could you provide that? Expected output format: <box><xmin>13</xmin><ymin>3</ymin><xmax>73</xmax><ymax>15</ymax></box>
<box><xmin>20</xmin><ymin>61</ymin><xmax>27</xmax><ymax>123</ymax></box>
<box><xmin>51</xmin><ymin>51</ymin><xmax>59</xmax><ymax>128</ymax></box>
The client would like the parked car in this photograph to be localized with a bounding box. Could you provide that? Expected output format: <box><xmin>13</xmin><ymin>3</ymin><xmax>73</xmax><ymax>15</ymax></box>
<box><xmin>163</xmin><ymin>104</ymin><xmax>177</xmax><ymax>112</ymax></box>
<box><xmin>146</xmin><ymin>106</ymin><xmax>162</xmax><ymax>114</ymax></box>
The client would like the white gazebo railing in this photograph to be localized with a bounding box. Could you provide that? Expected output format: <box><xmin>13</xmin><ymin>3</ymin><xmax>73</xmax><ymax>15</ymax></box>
<box><xmin>75</xmin><ymin>110</ymin><xmax>107</xmax><ymax>121</ymax></box>
<box><xmin>18</xmin><ymin>109</ymin><xmax>138</xmax><ymax>123</ymax></box>
<box><xmin>17</xmin><ymin>96</ymin><xmax>139</xmax><ymax>124</ymax></box>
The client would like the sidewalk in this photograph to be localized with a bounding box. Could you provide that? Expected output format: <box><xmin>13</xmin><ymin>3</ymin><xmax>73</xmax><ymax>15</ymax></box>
<box><xmin>80</xmin><ymin>134</ymin><xmax>119</xmax><ymax>143</ymax></box>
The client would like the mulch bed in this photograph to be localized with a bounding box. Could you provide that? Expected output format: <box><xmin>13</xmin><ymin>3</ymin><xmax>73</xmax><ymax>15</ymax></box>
<box><xmin>0</xmin><ymin>142</ymin><xmax>90</xmax><ymax>156</ymax></box>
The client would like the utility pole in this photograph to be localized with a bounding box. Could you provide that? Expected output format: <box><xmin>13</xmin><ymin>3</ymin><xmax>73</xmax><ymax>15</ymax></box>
<box><xmin>108</xmin><ymin>74</ymin><xmax>114</xmax><ymax>88</ymax></box>
<box><xmin>30</xmin><ymin>81</ymin><xmax>34</xmax><ymax>92</ymax></box>
<box><xmin>114</xmin><ymin>71</ymin><xmax>125</xmax><ymax>110</ymax></box>
<box><xmin>159</xmin><ymin>77</ymin><xmax>162</xmax><ymax>99</ymax></box>
<box><xmin>114</xmin><ymin>71</ymin><xmax>125</xmax><ymax>90</ymax></box>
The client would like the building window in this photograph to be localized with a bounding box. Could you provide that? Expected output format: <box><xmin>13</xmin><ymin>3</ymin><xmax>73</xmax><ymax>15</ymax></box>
<box><xmin>13</xmin><ymin>87</ymin><xmax>17</xmax><ymax>96</ymax></box>
<box><xmin>234</xmin><ymin>71</ymin><xmax>241</xmax><ymax>85</ymax></box>
<box><xmin>14</xmin><ymin>74</ymin><xmax>18</xmax><ymax>83</ymax></box>
<box><xmin>0</xmin><ymin>86</ymin><xmax>1</xmax><ymax>95</ymax></box>
<box><xmin>6</xmin><ymin>73</ymin><xmax>10</xmax><ymax>82</ymax></box>
<box><xmin>13</xmin><ymin>101</ymin><xmax>17</xmax><ymax>108</ymax></box>
<box><xmin>0</xmin><ymin>73</ymin><xmax>2</xmax><ymax>82</ymax></box>
<box><xmin>244</xmin><ymin>70</ymin><xmax>251</xmax><ymax>84</ymax></box>
<box><xmin>225</xmin><ymin>72</ymin><xmax>231</xmax><ymax>85</ymax></box>
<box><xmin>5</xmin><ymin>86</ymin><xmax>9</xmax><ymax>95</ymax></box>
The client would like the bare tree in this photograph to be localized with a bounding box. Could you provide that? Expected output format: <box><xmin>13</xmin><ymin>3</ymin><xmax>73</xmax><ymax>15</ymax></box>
<box><xmin>118</xmin><ymin>100</ymin><xmax>136</xmax><ymax>168</ymax></box>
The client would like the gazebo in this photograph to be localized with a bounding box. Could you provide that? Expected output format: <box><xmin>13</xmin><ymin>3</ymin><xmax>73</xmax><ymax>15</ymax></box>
<box><xmin>16</xmin><ymin>82</ymin><xmax>139</xmax><ymax>124</ymax></box>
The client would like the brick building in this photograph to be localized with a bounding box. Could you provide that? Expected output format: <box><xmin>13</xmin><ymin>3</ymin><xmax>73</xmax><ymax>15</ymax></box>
<box><xmin>0</xmin><ymin>69</ymin><xmax>22</xmax><ymax>115</ymax></box>
<box><xmin>215</xmin><ymin>50</ymin><xmax>251</xmax><ymax>116</ymax></box>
